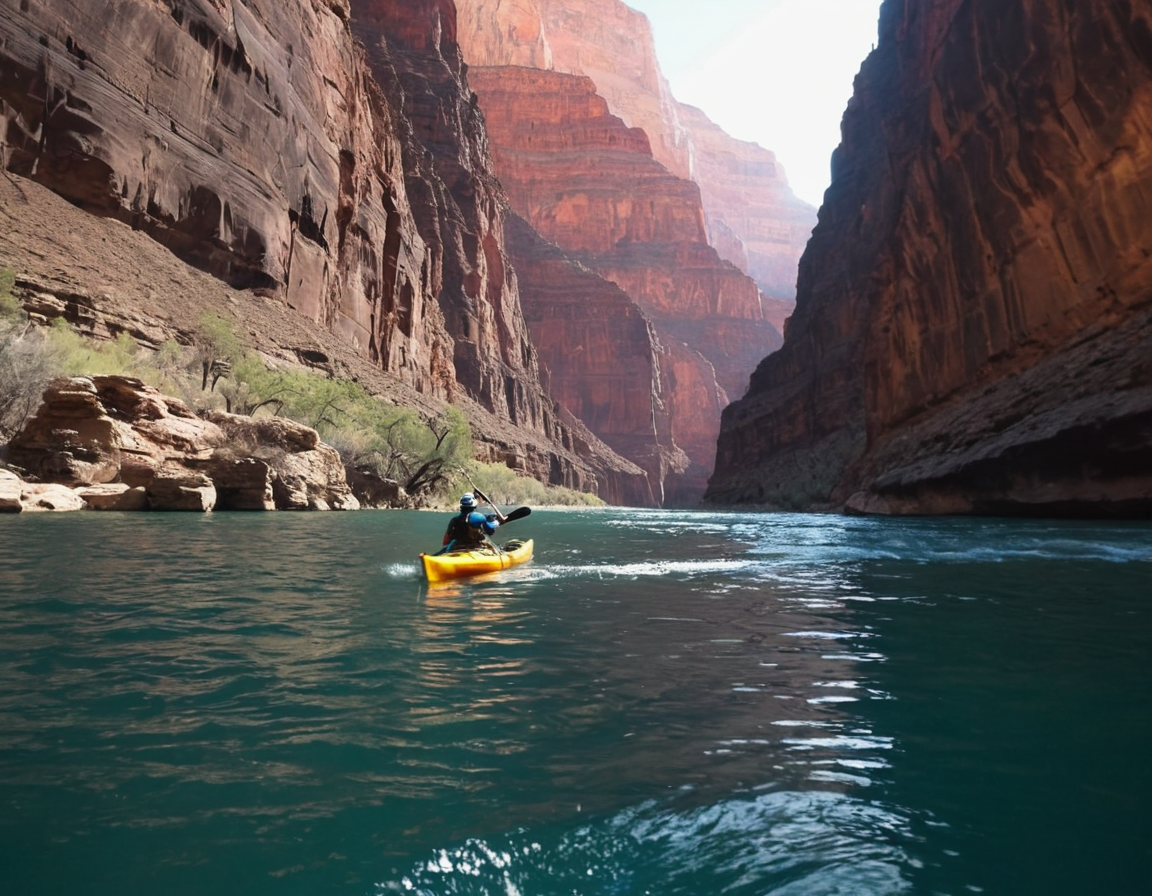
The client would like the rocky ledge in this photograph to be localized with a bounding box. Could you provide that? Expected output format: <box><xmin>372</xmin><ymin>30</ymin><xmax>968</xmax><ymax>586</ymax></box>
<box><xmin>2</xmin><ymin>376</ymin><xmax>362</xmax><ymax>513</ymax></box>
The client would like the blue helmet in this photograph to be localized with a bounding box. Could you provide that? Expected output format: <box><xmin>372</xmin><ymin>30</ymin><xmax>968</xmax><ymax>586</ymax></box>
<box><xmin>460</xmin><ymin>493</ymin><xmax>476</xmax><ymax>509</ymax></box>
<box><xmin>467</xmin><ymin>512</ymin><xmax>488</xmax><ymax>528</ymax></box>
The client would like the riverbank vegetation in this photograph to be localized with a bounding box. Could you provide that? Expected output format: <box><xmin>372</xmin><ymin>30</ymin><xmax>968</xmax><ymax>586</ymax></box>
<box><xmin>0</xmin><ymin>270</ymin><xmax>603</xmax><ymax>507</ymax></box>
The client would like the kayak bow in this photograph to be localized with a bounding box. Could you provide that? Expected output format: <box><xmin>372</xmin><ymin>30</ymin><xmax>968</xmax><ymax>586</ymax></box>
<box><xmin>421</xmin><ymin>539</ymin><xmax>534</xmax><ymax>584</ymax></box>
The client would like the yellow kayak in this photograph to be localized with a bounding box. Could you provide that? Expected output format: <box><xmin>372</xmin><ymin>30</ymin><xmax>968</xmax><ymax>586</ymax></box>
<box><xmin>421</xmin><ymin>539</ymin><xmax>534</xmax><ymax>584</ymax></box>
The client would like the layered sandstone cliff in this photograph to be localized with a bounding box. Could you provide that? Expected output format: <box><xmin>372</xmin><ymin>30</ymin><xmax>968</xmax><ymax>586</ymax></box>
<box><xmin>468</xmin><ymin>64</ymin><xmax>778</xmax><ymax>502</ymax></box>
<box><xmin>0</xmin><ymin>0</ymin><xmax>451</xmax><ymax>387</ymax></box>
<box><xmin>457</xmin><ymin>0</ymin><xmax>690</xmax><ymax>177</ymax></box>
<box><xmin>0</xmin><ymin>0</ymin><xmax>648</xmax><ymax>502</ymax></box>
<box><xmin>707</xmin><ymin>0</ymin><xmax>1152</xmax><ymax>518</ymax></box>
<box><xmin>455</xmin><ymin>0</ymin><xmax>817</xmax><ymax>305</ymax></box>
<box><xmin>677</xmin><ymin>103</ymin><xmax>817</xmax><ymax>309</ymax></box>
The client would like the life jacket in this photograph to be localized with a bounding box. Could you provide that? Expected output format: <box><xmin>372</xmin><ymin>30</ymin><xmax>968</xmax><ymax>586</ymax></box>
<box><xmin>443</xmin><ymin>512</ymin><xmax>487</xmax><ymax>547</ymax></box>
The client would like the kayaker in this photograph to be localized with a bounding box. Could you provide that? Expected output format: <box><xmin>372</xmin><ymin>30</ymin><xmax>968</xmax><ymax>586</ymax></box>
<box><xmin>437</xmin><ymin>492</ymin><xmax>507</xmax><ymax>554</ymax></box>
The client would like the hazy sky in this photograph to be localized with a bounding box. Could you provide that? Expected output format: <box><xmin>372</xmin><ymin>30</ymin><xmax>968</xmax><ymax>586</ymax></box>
<box><xmin>625</xmin><ymin>0</ymin><xmax>883</xmax><ymax>207</ymax></box>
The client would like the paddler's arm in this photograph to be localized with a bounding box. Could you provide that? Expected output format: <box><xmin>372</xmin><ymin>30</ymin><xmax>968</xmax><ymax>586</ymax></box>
<box><xmin>473</xmin><ymin>486</ymin><xmax>508</xmax><ymax>524</ymax></box>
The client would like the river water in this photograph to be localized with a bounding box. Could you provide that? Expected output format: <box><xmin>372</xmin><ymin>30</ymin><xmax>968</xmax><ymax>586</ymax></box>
<box><xmin>0</xmin><ymin>509</ymin><xmax>1148</xmax><ymax>895</ymax></box>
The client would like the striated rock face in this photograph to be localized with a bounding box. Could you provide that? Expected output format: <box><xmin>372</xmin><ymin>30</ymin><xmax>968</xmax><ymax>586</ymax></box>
<box><xmin>708</xmin><ymin>0</ymin><xmax>1152</xmax><ymax>518</ymax></box>
<box><xmin>457</xmin><ymin>0</ymin><xmax>691</xmax><ymax>177</ymax></box>
<box><xmin>468</xmin><ymin>64</ymin><xmax>781</xmax><ymax>502</ymax></box>
<box><xmin>347</xmin><ymin>0</ymin><xmax>653</xmax><ymax>502</ymax></box>
<box><xmin>0</xmin><ymin>0</ymin><xmax>454</xmax><ymax>395</ymax></box>
<box><xmin>455</xmin><ymin>0</ymin><xmax>816</xmax><ymax>308</ymax></box>
<box><xmin>503</xmin><ymin>213</ymin><xmax>678</xmax><ymax>507</ymax></box>
<box><xmin>7</xmin><ymin>376</ymin><xmax>360</xmax><ymax>510</ymax></box>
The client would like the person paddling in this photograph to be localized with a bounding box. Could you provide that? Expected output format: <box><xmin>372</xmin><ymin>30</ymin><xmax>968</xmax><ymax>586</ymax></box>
<box><xmin>437</xmin><ymin>490</ymin><xmax>508</xmax><ymax>555</ymax></box>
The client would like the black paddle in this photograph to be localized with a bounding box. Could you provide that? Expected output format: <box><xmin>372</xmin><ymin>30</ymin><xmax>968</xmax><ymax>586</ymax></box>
<box><xmin>469</xmin><ymin>483</ymin><xmax>530</xmax><ymax>526</ymax></box>
<box><xmin>502</xmin><ymin>505</ymin><xmax>532</xmax><ymax>524</ymax></box>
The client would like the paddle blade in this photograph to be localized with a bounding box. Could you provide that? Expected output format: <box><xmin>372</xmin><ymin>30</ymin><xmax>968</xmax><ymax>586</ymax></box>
<box><xmin>503</xmin><ymin>506</ymin><xmax>532</xmax><ymax>524</ymax></box>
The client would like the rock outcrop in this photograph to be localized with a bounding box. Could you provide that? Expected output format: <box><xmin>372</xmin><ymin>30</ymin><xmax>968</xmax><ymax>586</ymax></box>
<box><xmin>457</xmin><ymin>0</ymin><xmax>692</xmax><ymax>177</ymax></box>
<box><xmin>707</xmin><ymin>0</ymin><xmax>1152</xmax><ymax>518</ymax></box>
<box><xmin>6</xmin><ymin>376</ymin><xmax>359</xmax><ymax>511</ymax></box>
<box><xmin>0</xmin><ymin>469</ymin><xmax>89</xmax><ymax>513</ymax></box>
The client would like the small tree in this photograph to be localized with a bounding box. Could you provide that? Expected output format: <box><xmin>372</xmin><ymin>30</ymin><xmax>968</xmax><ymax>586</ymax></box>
<box><xmin>193</xmin><ymin>313</ymin><xmax>242</xmax><ymax>392</ymax></box>
<box><xmin>0</xmin><ymin>271</ymin><xmax>57</xmax><ymax>442</ymax></box>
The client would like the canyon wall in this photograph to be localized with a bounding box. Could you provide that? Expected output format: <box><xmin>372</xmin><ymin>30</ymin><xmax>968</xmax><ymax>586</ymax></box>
<box><xmin>677</xmin><ymin>102</ymin><xmax>818</xmax><ymax>309</ymax></box>
<box><xmin>0</xmin><ymin>0</ymin><xmax>649</xmax><ymax>502</ymax></box>
<box><xmin>468</xmin><ymin>64</ymin><xmax>777</xmax><ymax>503</ymax></box>
<box><xmin>457</xmin><ymin>0</ymin><xmax>690</xmax><ymax>177</ymax></box>
<box><xmin>455</xmin><ymin>0</ymin><xmax>801</xmax><ymax>503</ymax></box>
<box><xmin>707</xmin><ymin>0</ymin><xmax>1152</xmax><ymax>518</ymax></box>
<box><xmin>455</xmin><ymin>0</ymin><xmax>816</xmax><ymax>302</ymax></box>
<box><xmin>0</xmin><ymin>0</ymin><xmax>453</xmax><ymax>387</ymax></box>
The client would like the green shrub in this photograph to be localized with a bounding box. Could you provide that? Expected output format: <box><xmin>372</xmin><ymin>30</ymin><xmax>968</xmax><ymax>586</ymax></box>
<box><xmin>462</xmin><ymin>461</ymin><xmax>605</xmax><ymax>507</ymax></box>
<box><xmin>0</xmin><ymin>300</ymin><xmax>603</xmax><ymax>505</ymax></box>
<box><xmin>0</xmin><ymin>269</ymin><xmax>19</xmax><ymax>320</ymax></box>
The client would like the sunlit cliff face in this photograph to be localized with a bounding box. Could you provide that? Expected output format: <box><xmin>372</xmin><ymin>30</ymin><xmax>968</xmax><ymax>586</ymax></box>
<box><xmin>453</xmin><ymin>0</ymin><xmax>822</xmax><ymax>504</ymax></box>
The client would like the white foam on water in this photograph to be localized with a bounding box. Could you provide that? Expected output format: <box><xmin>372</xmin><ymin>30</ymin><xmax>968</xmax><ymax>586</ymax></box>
<box><xmin>385</xmin><ymin>562</ymin><xmax>421</xmax><ymax>580</ymax></box>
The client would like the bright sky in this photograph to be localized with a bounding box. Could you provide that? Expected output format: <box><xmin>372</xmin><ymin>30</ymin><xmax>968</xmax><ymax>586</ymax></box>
<box><xmin>625</xmin><ymin>0</ymin><xmax>883</xmax><ymax>207</ymax></box>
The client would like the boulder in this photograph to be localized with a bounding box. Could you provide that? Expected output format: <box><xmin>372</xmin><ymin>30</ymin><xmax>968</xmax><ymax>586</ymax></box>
<box><xmin>271</xmin><ymin>444</ymin><xmax>361</xmax><ymax>511</ymax></box>
<box><xmin>206</xmin><ymin>412</ymin><xmax>359</xmax><ymax>510</ymax></box>
<box><xmin>75</xmin><ymin>483</ymin><xmax>150</xmax><ymax>512</ymax></box>
<box><xmin>346</xmin><ymin>467</ymin><xmax>409</xmax><ymax>509</ymax></box>
<box><xmin>147</xmin><ymin>467</ymin><xmax>218</xmax><ymax>513</ymax></box>
<box><xmin>19</xmin><ymin>483</ymin><xmax>87</xmax><ymax>513</ymax></box>
<box><xmin>206</xmin><ymin>412</ymin><xmax>320</xmax><ymax>453</ymax></box>
<box><xmin>0</xmin><ymin>469</ymin><xmax>24</xmax><ymax>513</ymax></box>
<box><xmin>8</xmin><ymin>376</ymin><xmax>225</xmax><ymax>488</ymax></box>
<box><xmin>6</xmin><ymin>377</ymin><xmax>123</xmax><ymax>485</ymax></box>
<box><xmin>193</xmin><ymin>456</ymin><xmax>276</xmax><ymax>512</ymax></box>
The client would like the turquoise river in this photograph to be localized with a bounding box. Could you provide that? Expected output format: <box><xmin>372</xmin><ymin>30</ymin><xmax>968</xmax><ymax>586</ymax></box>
<box><xmin>0</xmin><ymin>509</ymin><xmax>1149</xmax><ymax>895</ymax></box>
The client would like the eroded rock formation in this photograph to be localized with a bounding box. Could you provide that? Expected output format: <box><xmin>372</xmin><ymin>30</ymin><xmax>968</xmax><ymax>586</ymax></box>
<box><xmin>0</xmin><ymin>0</ymin><xmax>451</xmax><ymax>391</ymax></box>
<box><xmin>677</xmin><ymin>103</ymin><xmax>817</xmax><ymax>309</ymax></box>
<box><xmin>457</xmin><ymin>0</ymin><xmax>691</xmax><ymax>177</ymax></box>
<box><xmin>504</xmin><ymin>213</ymin><xmax>679</xmax><ymax>507</ymax></box>
<box><xmin>6</xmin><ymin>375</ymin><xmax>359</xmax><ymax>511</ymax></box>
<box><xmin>707</xmin><ymin>0</ymin><xmax>1152</xmax><ymax>518</ymax></box>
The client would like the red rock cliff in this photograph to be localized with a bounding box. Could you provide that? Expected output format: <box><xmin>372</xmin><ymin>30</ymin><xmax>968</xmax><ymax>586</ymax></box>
<box><xmin>456</xmin><ymin>0</ymin><xmax>817</xmax><ymax>306</ymax></box>
<box><xmin>708</xmin><ymin>0</ymin><xmax>1152</xmax><ymax>518</ymax></box>
<box><xmin>677</xmin><ymin>103</ymin><xmax>817</xmax><ymax>310</ymax></box>
<box><xmin>0</xmin><ymin>0</ymin><xmax>454</xmax><ymax>391</ymax></box>
<box><xmin>0</xmin><ymin>0</ymin><xmax>647</xmax><ymax>502</ymax></box>
<box><xmin>469</xmin><ymin>64</ymin><xmax>780</xmax><ymax>503</ymax></box>
<box><xmin>457</xmin><ymin>0</ymin><xmax>691</xmax><ymax>177</ymax></box>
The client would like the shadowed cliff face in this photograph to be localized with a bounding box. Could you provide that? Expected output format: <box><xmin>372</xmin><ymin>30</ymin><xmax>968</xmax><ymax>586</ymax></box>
<box><xmin>708</xmin><ymin>0</ymin><xmax>1152</xmax><ymax>518</ymax></box>
<box><xmin>0</xmin><ymin>0</ymin><xmax>651</xmax><ymax>503</ymax></box>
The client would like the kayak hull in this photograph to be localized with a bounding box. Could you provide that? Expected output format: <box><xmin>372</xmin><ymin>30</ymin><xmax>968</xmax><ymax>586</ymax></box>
<box><xmin>421</xmin><ymin>539</ymin><xmax>534</xmax><ymax>584</ymax></box>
